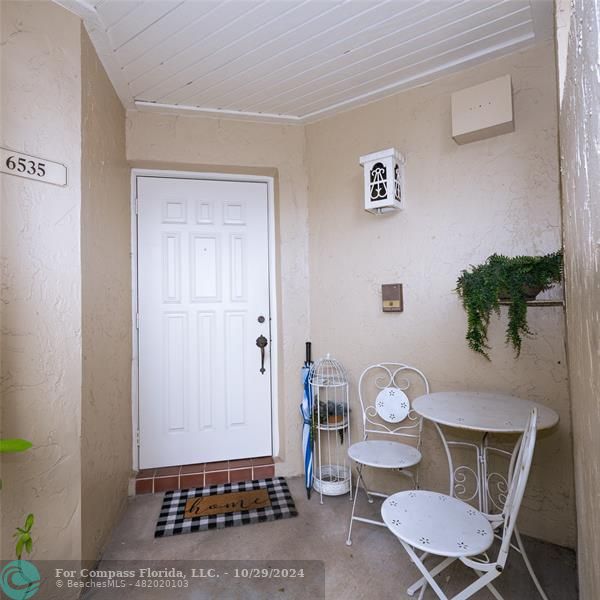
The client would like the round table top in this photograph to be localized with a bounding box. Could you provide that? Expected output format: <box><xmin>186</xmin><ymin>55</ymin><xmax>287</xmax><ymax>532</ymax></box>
<box><xmin>412</xmin><ymin>391</ymin><xmax>559</xmax><ymax>433</ymax></box>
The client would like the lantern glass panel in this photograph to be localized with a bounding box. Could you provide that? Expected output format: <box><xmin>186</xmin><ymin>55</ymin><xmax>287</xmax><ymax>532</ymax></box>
<box><xmin>369</xmin><ymin>162</ymin><xmax>388</xmax><ymax>201</ymax></box>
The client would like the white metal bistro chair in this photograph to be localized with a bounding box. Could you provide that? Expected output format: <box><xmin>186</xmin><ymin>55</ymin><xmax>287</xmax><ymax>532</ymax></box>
<box><xmin>346</xmin><ymin>362</ymin><xmax>429</xmax><ymax>546</ymax></box>
<box><xmin>381</xmin><ymin>409</ymin><xmax>538</xmax><ymax>600</ymax></box>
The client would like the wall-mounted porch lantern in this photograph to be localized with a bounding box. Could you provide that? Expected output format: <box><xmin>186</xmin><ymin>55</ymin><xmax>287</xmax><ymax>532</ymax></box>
<box><xmin>359</xmin><ymin>148</ymin><xmax>405</xmax><ymax>214</ymax></box>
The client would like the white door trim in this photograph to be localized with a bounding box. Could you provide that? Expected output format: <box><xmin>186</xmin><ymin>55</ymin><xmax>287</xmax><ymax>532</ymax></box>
<box><xmin>130</xmin><ymin>168</ymin><xmax>279</xmax><ymax>471</ymax></box>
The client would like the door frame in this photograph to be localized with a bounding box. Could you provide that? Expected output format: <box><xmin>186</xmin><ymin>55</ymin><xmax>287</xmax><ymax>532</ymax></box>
<box><xmin>130</xmin><ymin>168</ymin><xmax>279</xmax><ymax>471</ymax></box>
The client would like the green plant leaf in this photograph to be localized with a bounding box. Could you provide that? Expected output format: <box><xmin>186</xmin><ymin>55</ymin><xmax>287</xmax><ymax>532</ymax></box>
<box><xmin>24</xmin><ymin>514</ymin><xmax>34</xmax><ymax>531</ymax></box>
<box><xmin>13</xmin><ymin>515</ymin><xmax>35</xmax><ymax>559</ymax></box>
<box><xmin>0</xmin><ymin>439</ymin><xmax>32</xmax><ymax>453</ymax></box>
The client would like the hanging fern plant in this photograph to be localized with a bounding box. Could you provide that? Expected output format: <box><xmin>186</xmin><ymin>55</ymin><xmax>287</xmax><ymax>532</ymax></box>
<box><xmin>456</xmin><ymin>251</ymin><xmax>563</xmax><ymax>359</ymax></box>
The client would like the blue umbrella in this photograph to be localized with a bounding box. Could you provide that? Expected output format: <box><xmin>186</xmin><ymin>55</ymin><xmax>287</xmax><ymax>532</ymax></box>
<box><xmin>300</xmin><ymin>342</ymin><xmax>313</xmax><ymax>499</ymax></box>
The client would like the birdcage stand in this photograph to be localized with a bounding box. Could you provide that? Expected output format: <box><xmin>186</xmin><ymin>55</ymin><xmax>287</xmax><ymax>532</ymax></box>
<box><xmin>309</xmin><ymin>354</ymin><xmax>352</xmax><ymax>504</ymax></box>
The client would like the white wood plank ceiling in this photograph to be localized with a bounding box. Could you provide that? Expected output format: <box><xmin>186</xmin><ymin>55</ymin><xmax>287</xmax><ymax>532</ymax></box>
<box><xmin>59</xmin><ymin>0</ymin><xmax>553</xmax><ymax>123</ymax></box>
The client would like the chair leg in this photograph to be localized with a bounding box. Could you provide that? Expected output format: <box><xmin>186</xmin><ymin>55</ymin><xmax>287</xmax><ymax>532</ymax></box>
<box><xmin>514</xmin><ymin>528</ymin><xmax>549</xmax><ymax>600</ymax></box>
<box><xmin>402</xmin><ymin>542</ymin><xmax>450</xmax><ymax>600</ymax></box>
<box><xmin>407</xmin><ymin>555</ymin><xmax>456</xmax><ymax>597</ymax></box>
<box><xmin>346</xmin><ymin>465</ymin><xmax>363</xmax><ymax>546</ymax></box>
<box><xmin>357</xmin><ymin>464</ymin><xmax>374</xmax><ymax>503</ymax></box>
<box><xmin>403</xmin><ymin>547</ymin><xmax>502</xmax><ymax>600</ymax></box>
<box><xmin>451</xmin><ymin>568</ymin><xmax>500</xmax><ymax>600</ymax></box>
<box><xmin>406</xmin><ymin>469</ymin><xmax>418</xmax><ymax>490</ymax></box>
<box><xmin>485</xmin><ymin>581</ymin><xmax>504</xmax><ymax>600</ymax></box>
<box><xmin>467</xmin><ymin>570</ymin><xmax>504</xmax><ymax>600</ymax></box>
<box><xmin>347</xmin><ymin>463</ymin><xmax>419</xmax><ymax>546</ymax></box>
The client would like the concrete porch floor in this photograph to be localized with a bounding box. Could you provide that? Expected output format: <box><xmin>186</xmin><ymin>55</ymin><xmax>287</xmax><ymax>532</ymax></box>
<box><xmin>92</xmin><ymin>477</ymin><xmax>577</xmax><ymax>599</ymax></box>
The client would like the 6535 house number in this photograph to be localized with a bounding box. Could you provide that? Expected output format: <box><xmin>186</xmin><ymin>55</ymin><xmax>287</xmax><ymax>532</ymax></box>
<box><xmin>0</xmin><ymin>147</ymin><xmax>67</xmax><ymax>186</ymax></box>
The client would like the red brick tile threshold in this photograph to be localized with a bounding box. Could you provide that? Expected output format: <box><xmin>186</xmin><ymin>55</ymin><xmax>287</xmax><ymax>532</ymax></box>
<box><xmin>135</xmin><ymin>457</ymin><xmax>275</xmax><ymax>495</ymax></box>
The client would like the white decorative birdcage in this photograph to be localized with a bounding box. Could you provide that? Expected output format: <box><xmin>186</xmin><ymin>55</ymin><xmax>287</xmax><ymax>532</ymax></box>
<box><xmin>309</xmin><ymin>354</ymin><xmax>352</xmax><ymax>503</ymax></box>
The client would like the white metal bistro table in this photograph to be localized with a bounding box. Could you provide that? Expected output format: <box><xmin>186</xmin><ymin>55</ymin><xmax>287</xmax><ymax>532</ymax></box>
<box><xmin>413</xmin><ymin>391</ymin><xmax>559</xmax><ymax>600</ymax></box>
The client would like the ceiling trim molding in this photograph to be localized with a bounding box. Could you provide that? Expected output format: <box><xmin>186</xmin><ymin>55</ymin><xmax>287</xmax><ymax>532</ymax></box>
<box><xmin>133</xmin><ymin>101</ymin><xmax>303</xmax><ymax>125</ymax></box>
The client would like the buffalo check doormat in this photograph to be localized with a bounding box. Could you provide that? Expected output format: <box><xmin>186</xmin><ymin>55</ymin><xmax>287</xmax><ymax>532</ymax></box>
<box><xmin>155</xmin><ymin>477</ymin><xmax>298</xmax><ymax>537</ymax></box>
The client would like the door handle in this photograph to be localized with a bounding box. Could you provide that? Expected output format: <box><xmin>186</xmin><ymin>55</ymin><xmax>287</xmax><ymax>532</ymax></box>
<box><xmin>256</xmin><ymin>335</ymin><xmax>268</xmax><ymax>374</ymax></box>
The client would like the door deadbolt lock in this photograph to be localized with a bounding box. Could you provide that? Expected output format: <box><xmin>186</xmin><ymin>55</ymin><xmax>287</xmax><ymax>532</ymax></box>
<box><xmin>257</xmin><ymin>315</ymin><xmax>266</xmax><ymax>323</ymax></box>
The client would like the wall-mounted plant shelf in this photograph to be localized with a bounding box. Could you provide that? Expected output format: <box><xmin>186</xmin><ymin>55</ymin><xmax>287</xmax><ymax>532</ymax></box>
<box><xmin>498</xmin><ymin>299</ymin><xmax>564</xmax><ymax>307</ymax></box>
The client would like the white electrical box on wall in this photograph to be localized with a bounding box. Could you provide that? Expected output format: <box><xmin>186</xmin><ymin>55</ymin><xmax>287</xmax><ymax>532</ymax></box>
<box><xmin>451</xmin><ymin>75</ymin><xmax>514</xmax><ymax>144</ymax></box>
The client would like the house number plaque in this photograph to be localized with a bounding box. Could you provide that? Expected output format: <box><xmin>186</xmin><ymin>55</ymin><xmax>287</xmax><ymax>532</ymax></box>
<box><xmin>0</xmin><ymin>147</ymin><xmax>67</xmax><ymax>186</ymax></box>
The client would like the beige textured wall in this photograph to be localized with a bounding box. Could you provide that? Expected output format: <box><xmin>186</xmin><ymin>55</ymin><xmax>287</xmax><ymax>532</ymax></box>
<box><xmin>555</xmin><ymin>0</ymin><xmax>571</xmax><ymax>104</ymax></box>
<box><xmin>306</xmin><ymin>42</ymin><xmax>576</xmax><ymax>548</ymax></box>
<box><xmin>0</xmin><ymin>1</ymin><xmax>82</xmax><ymax>560</ymax></box>
<box><xmin>1</xmin><ymin>1</ymin><xmax>133</xmax><ymax>567</ymax></box>
<box><xmin>126</xmin><ymin>113</ymin><xmax>310</xmax><ymax>476</ymax></box>
<box><xmin>81</xmin><ymin>29</ymin><xmax>131</xmax><ymax>562</ymax></box>
<box><xmin>559</xmin><ymin>0</ymin><xmax>600</xmax><ymax>595</ymax></box>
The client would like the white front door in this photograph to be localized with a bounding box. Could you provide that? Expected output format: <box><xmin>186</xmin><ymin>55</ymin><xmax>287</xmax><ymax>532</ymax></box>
<box><xmin>137</xmin><ymin>176</ymin><xmax>273</xmax><ymax>469</ymax></box>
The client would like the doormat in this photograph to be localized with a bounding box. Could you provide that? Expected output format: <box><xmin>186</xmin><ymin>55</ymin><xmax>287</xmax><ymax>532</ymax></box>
<box><xmin>155</xmin><ymin>477</ymin><xmax>297</xmax><ymax>537</ymax></box>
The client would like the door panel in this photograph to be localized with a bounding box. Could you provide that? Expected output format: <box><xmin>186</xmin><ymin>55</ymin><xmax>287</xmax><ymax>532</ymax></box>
<box><xmin>137</xmin><ymin>177</ymin><xmax>272</xmax><ymax>468</ymax></box>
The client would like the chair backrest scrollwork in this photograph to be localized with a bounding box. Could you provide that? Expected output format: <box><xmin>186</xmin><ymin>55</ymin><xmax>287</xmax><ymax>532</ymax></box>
<box><xmin>358</xmin><ymin>363</ymin><xmax>429</xmax><ymax>445</ymax></box>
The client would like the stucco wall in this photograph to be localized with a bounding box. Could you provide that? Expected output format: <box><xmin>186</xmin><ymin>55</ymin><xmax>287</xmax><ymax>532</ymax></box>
<box><xmin>306</xmin><ymin>42</ymin><xmax>575</xmax><ymax>548</ymax></box>
<box><xmin>0</xmin><ymin>1</ymin><xmax>83</xmax><ymax>560</ymax></box>
<box><xmin>559</xmin><ymin>0</ymin><xmax>600</xmax><ymax>595</ymax></box>
<box><xmin>126</xmin><ymin>114</ymin><xmax>310</xmax><ymax>477</ymax></box>
<box><xmin>1</xmin><ymin>1</ymin><xmax>133</xmax><ymax>567</ymax></box>
<box><xmin>555</xmin><ymin>0</ymin><xmax>571</xmax><ymax>104</ymax></box>
<box><xmin>81</xmin><ymin>29</ymin><xmax>131</xmax><ymax>562</ymax></box>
